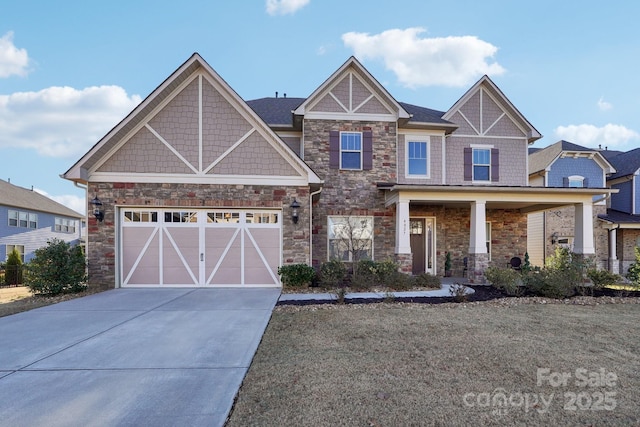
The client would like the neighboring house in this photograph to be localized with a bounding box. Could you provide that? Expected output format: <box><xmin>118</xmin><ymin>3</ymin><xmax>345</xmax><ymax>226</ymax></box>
<box><xmin>527</xmin><ymin>140</ymin><xmax>616</xmax><ymax>269</ymax></box>
<box><xmin>0</xmin><ymin>179</ymin><xmax>83</xmax><ymax>263</ymax></box>
<box><xmin>599</xmin><ymin>148</ymin><xmax>640</xmax><ymax>274</ymax></box>
<box><xmin>62</xmin><ymin>54</ymin><xmax>612</xmax><ymax>288</ymax></box>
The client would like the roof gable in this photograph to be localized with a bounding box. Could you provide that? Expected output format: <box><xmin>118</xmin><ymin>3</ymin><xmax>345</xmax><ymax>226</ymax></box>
<box><xmin>0</xmin><ymin>180</ymin><xmax>82</xmax><ymax>218</ymax></box>
<box><xmin>529</xmin><ymin>140</ymin><xmax>616</xmax><ymax>176</ymax></box>
<box><xmin>443</xmin><ymin>75</ymin><xmax>541</xmax><ymax>144</ymax></box>
<box><xmin>293</xmin><ymin>57</ymin><xmax>410</xmax><ymax>121</ymax></box>
<box><xmin>64</xmin><ymin>53</ymin><xmax>321</xmax><ymax>186</ymax></box>
<box><xmin>608</xmin><ymin>147</ymin><xmax>640</xmax><ymax>179</ymax></box>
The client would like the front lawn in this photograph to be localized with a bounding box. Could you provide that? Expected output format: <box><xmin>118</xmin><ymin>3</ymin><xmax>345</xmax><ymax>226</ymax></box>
<box><xmin>228</xmin><ymin>300</ymin><xmax>640</xmax><ymax>426</ymax></box>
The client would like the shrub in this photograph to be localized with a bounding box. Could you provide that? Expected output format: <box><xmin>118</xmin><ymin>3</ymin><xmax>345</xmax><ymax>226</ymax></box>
<box><xmin>319</xmin><ymin>259</ymin><xmax>347</xmax><ymax>288</ymax></box>
<box><xmin>485</xmin><ymin>266</ymin><xmax>522</xmax><ymax>296</ymax></box>
<box><xmin>449</xmin><ymin>282</ymin><xmax>468</xmax><ymax>302</ymax></box>
<box><xmin>25</xmin><ymin>239</ymin><xmax>87</xmax><ymax>295</ymax></box>
<box><xmin>411</xmin><ymin>273</ymin><xmax>441</xmax><ymax>290</ymax></box>
<box><xmin>351</xmin><ymin>259</ymin><xmax>377</xmax><ymax>290</ymax></box>
<box><xmin>375</xmin><ymin>260</ymin><xmax>400</xmax><ymax>287</ymax></box>
<box><xmin>5</xmin><ymin>248</ymin><xmax>23</xmax><ymax>286</ymax></box>
<box><xmin>587</xmin><ymin>269</ymin><xmax>621</xmax><ymax>290</ymax></box>
<box><xmin>277</xmin><ymin>264</ymin><xmax>316</xmax><ymax>288</ymax></box>
<box><xmin>626</xmin><ymin>246</ymin><xmax>640</xmax><ymax>287</ymax></box>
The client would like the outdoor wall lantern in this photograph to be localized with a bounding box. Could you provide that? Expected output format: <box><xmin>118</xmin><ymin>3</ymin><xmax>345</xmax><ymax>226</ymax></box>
<box><xmin>91</xmin><ymin>196</ymin><xmax>104</xmax><ymax>222</ymax></box>
<box><xmin>290</xmin><ymin>199</ymin><xmax>300</xmax><ymax>224</ymax></box>
<box><xmin>551</xmin><ymin>232</ymin><xmax>558</xmax><ymax>245</ymax></box>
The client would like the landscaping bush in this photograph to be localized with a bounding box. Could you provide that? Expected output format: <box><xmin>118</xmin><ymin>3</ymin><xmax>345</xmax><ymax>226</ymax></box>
<box><xmin>411</xmin><ymin>273</ymin><xmax>441</xmax><ymax>290</ymax></box>
<box><xmin>319</xmin><ymin>259</ymin><xmax>347</xmax><ymax>288</ymax></box>
<box><xmin>587</xmin><ymin>269</ymin><xmax>621</xmax><ymax>290</ymax></box>
<box><xmin>522</xmin><ymin>247</ymin><xmax>591</xmax><ymax>299</ymax></box>
<box><xmin>5</xmin><ymin>248</ymin><xmax>23</xmax><ymax>286</ymax></box>
<box><xmin>625</xmin><ymin>246</ymin><xmax>640</xmax><ymax>288</ymax></box>
<box><xmin>351</xmin><ymin>259</ymin><xmax>377</xmax><ymax>290</ymax></box>
<box><xmin>277</xmin><ymin>264</ymin><xmax>316</xmax><ymax>288</ymax></box>
<box><xmin>484</xmin><ymin>266</ymin><xmax>522</xmax><ymax>296</ymax></box>
<box><xmin>351</xmin><ymin>259</ymin><xmax>408</xmax><ymax>290</ymax></box>
<box><xmin>25</xmin><ymin>239</ymin><xmax>87</xmax><ymax>295</ymax></box>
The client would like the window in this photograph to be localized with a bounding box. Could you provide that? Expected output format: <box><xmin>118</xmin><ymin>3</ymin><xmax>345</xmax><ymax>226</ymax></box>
<box><xmin>124</xmin><ymin>211</ymin><xmax>158</xmax><ymax>223</ymax></box>
<box><xmin>208</xmin><ymin>212</ymin><xmax>240</xmax><ymax>223</ymax></box>
<box><xmin>486</xmin><ymin>222</ymin><xmax>491</xmax><ymax>260</ymax></box>
<box><xmin>8</xmin><ymin>210</ymin><xmax>37</xmax><ymax>228</ymax></box>
<box><xmin>8</xmin><ymin>210</ymin><xmax>17</xmax><ymax>227</ymax></box>
<box><xmin>6</xmin><ymin>244</ymin><xmax>25</xmax><ymax>262</ymax></box>
<box><xmin>164</xmin><ymin>211</ymin><xmax>198</xmax><ymax>223</ymax></box>
<box><xmin>328</xmin><ymin>216</ymin><xmax>373</xmax><ymax>261</ymax></box>
<box><xmin>340</xmin><ymin>132</ymin><xmax>362</xmax><ymax>170</ymax></box>
<box><xmin>407</xmin><ymin>141</ymin><xmax>429</xmax><ymax>176</ymax></box>
<box><xmin>473</xmin><ymin>149</ymin><xmax>491</xmax><ymax>181</ymax></box>
<box><xmin>568</xmin><ymin>175</ymin><xmax>584</xmax><ymax>188</ymax></box>
<box><xmin>55</xmin><ymin>217</ymin><xmax>77</xmax><ymax>233</ymax></box>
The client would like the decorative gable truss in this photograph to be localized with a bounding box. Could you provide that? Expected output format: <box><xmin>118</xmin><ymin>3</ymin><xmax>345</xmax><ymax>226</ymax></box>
<box><xmin>294</xmin><ymin>57</ymin><xmax>410</xmax><ymax>122</ymax></box>
<box><xmin>65</xmin><ymin>54</ymin><xmax>321</xmax><ymax>187</ymax></box>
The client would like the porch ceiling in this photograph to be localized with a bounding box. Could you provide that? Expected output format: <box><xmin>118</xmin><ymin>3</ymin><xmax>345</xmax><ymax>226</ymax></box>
<box><xmin>381</xmin><ymin>185</ymin><xmax>617</xmax><ymax>214</ymax></box>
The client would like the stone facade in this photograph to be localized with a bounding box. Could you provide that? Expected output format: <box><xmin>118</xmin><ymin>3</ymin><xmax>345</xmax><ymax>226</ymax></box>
<box><xmin>304</xmin><ymin>119</ymin><xmax>397</xmax><ymax>266</ymax></box>
<box><xmin>617</xmin><ymin>229</ymin><xmax>640</xmax><ymax>275</ymax></box>
<box><xmin>543</xmin><ymin>204</ymin><xmax>608</xmax><ymax>269</ymax></box>
<box><xmin>86</xmin><ymin>182</ymin><xmax>309</xmax><ymax>290</ymax></box>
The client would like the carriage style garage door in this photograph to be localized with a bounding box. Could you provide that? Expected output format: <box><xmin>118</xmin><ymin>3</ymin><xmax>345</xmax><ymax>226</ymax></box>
<box><xmin>119</xmin><ymin>209</ymin><xmax>281</xmax><ymax>287</ymax></box>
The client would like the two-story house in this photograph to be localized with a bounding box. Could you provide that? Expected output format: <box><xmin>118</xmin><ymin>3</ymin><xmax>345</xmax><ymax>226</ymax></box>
<box><xmin>63</xmin><ymin>54</ymin><xmax>612</xmax><ymax>289</ymax></box>
<box><xmin>599</xmin><ymin>148</ymin><xmax>640</xmax><ymax>274</ymax></box>
<box><xmin>527</xmin><ymin>140</ymin><xmax>616</xmax><ymax>269</ymax></box>
<box><xmin>0</xmin><ymin>179</ymin><xmax>83</xmax><ymax>262</ymax></box>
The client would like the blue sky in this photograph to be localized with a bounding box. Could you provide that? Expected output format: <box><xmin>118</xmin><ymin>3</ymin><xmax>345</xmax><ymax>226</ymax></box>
<box><xmin>2</xmin><ymin>0</ymin><xmax>640</xmax><ymax>214</ymax></box>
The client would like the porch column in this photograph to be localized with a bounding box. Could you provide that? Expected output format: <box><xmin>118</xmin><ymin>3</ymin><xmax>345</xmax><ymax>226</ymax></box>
<box><xmin>468</xmin><ymin>201</ymin><xmax>489</xmax><ymax>283</ymax></box>
<box><xmin>469</xmin><ymin>201</ymin><xmax>487</xmax><ymax>254</ymax></box>
<box><xmin>573</xmin><ymin>202</ymin><xmax>595</xmax><ymax>255</ymax></box>
<box><xmin>394</xmin><ymin>199</ymin><xmax>412</xmax><ymax>273</ymax></box>
<box><xmin>395</xmin><ymin>199</ymin><xmax>411</xmax><ymax>254</ymax></box>
<box><xmin>608</xmin><ymin>227</ymin><xmax>619</xmax><ymax>274</ymax></box>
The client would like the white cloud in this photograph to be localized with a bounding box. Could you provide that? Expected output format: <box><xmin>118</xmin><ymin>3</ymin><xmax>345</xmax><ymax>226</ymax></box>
<box><xmin>266</xmin><ymin>0</ymin><xmax>309</xmax><ymax>15</ymax></box>
<box><xmin>597</xmin><ymin>96</ymin><xmax>612</xmax><ymax>111</ymax></box>
<box><xmin>34</xmin><ymin>188</ymin><xmax>86</xmax><ymax>216</ymax></box>
<box><xmin>0</xmin><ymin>85</ymin><xmax>141</xmax><ymax>158</ymax></box>
<box><xmin>555</xmin><ymin>123</ymin><xmax>639</xmax><ymax>148</ymax></box>
<box><xmin>342</xmin><ymin>27</ymin><xmax>505</xmax><ymax>88</ymax></box>
<box><xmin>0</xmin><ymin>31</ymin><xmax>30</xmax><ymax>78</ymax></box>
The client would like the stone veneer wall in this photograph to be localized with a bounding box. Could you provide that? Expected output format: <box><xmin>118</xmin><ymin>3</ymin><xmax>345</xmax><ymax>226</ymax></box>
<box><xmin>86</xmin><ymin>182</ymin><xmax>310</xmax><ymax>290</ymax></box>
<box><xmin>618</xmin><ymin>229</ymin><xmax>640</xmax><ymax>275</ymax></box>
<box><xmin>410</xmin><ymin>205</ymin><xmax>527</xmax><ymax>277</ymax></box>
<box><xmin>543</xmin><ymin>205</ymin><xmax>608</xmax><ymax>269</ymax></box>
<box><xmin>304</xmin><ymin>119</ymin><xmax>397</xmax><ymax>266</ymax></box>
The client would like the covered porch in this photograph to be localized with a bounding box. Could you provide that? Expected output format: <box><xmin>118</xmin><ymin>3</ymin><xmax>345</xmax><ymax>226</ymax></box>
<box><xmin>382</xmin><ymin>185</ymin><xmax>616</xmax><ymax>283</ymax></box>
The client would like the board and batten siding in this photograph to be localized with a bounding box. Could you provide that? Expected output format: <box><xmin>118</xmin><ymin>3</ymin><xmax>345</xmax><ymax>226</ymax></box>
<box><xmin>527</xmin><ymin>211</ymin><xmax>545</xmax><ymax>267</ymax></box>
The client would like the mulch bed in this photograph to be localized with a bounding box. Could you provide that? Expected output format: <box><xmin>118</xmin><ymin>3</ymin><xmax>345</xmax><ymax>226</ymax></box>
<box><xmin>277</xmin><ymin>285</ymin><xmax>640</xmax><ymax>306</ymax></box>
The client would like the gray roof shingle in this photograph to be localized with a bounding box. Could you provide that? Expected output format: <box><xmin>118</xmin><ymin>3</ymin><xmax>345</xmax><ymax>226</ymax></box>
<box><xmin>607</xmin><ymin>147</ymin><xmax>640</xmax><ymax>179</ymax></box>
<box><xmin>529</xmin><ymin>140</ymin><xmax>595</xmax><ymax>174</ymax></box>
<box><xmin>0</xmin><ymin>180</ymin><xmax>82</xmax><ymax>218</ymax></box>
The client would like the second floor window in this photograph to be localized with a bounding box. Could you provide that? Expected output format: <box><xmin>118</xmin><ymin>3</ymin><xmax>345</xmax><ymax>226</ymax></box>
<box><xmin>566</xmin><ymin>175</ymin><xmax>585</xmax><ymax>188</ymax></box>
<box><xmin>473</xmin><ymin>148</ymin><xmax>491</xmax><ymax>181</ymax></box>
<box><xmin>8</xmin><ymin>210</ymin><xmax>37</xmax><ymax>229</ymax></box>
<box><xmin>340</xmin><ymin>132</ymin><xmax>362</xmax><ymax>170</ymax></box>
<box><xmin>55</xmin><ymin>218</ymin><xmax>77</xmax><ymax>233</ymax></box>
<box><xmin>407</xmin><ymin>141</ymin><xmax>429</xmax><ymax>176</ymax></box>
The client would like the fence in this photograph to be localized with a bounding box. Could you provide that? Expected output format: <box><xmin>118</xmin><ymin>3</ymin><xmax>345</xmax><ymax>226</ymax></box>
<box><xmin>0</xmin><ymin>265</ymin><xmax>24</xmax><ymax>287</ymax></box>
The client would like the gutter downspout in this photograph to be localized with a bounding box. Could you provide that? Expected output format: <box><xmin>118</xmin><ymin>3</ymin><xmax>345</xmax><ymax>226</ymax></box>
<box><xmin>309</xmin><ymin>188</ymin><xmax>322</xmax><ymax>266</ymax></box>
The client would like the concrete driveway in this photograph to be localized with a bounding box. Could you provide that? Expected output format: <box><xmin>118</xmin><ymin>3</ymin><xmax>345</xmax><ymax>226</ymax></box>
<box><xmin>0</xmin><ymin>287</ymin><xmax>280</xmax><ymax>427</ymax></box>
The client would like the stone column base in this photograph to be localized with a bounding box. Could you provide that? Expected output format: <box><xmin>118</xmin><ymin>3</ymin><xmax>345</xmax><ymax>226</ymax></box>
<box><xmin>468</xmin><ymin>253</ymin><xmax>490</xmax><ymax>284</ymax></box>
<box><xmin>608</xmin><ymin>258</ymin><xmax>620</xmax><ymax>275</ymax></box>
<box><xmin>395</xmin><ymin>253</ymin><xmax>413</xmax><ymax>274</ymax></box>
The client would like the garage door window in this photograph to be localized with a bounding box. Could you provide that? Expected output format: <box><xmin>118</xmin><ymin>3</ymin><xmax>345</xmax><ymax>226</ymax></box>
<box><xmin>246</xmin><ymin>212</ymin><xmax>279</xmax><ymax>224</ymax></box>
<box><xmin>124</xmin><ymin>211</ymin><xmax>158</xmax><ymax>222</ymax></box>
<box><xmin>208</xmin><ymin>212</ymin><xmax>240</xmax><ymax>223</ymax></box>
<box><xmin>165</xmin><ymin>211</ymin><xmax>198</xmax><ymax>223</ymax></box>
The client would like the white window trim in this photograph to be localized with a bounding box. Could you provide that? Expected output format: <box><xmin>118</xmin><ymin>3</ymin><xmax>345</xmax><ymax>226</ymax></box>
<box><xmin>405</xmin><ymin>140</ymin><xmax>430</xmax><ymax>179</ymax></box>
<box><xmin>327</xmin><ymin>215</ymin><xmax>374</xmax><ymax>262</ymax></box>
<box><xmin>339</xmin><ymin>131</ymin><xmax>363</xmax><ymax>170</ymax></box>
<box><xmin>472</xmin><ymin>146</ymin><xmax>492</xmax><ymax>183</ymax></box>
<box><xmin>486</xmin><ymin>221</ymin><xmax>492</xmax><ymax>261</ymax></box>
<box><xmin>568</xmin><ymin>175</ymin><xmax>585</xmax><ymax>187</ymax></box>
<box><xmin>6</xmin><ymin>244</ymin><xmax>25</xmax><ymax>262</ymax></box>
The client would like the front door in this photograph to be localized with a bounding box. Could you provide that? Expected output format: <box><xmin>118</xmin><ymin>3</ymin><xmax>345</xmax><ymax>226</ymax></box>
<box><xmin>410</xmin><ymin>218</ymin><xmax>435</xmax><ymax>275</ymax></box>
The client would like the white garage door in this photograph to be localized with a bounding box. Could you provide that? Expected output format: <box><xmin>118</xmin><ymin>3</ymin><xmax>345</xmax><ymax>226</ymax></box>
<box><xmin>119</xmin><ymin>209</ymin><xmax>281</xmax><ymax>287</ymax></box>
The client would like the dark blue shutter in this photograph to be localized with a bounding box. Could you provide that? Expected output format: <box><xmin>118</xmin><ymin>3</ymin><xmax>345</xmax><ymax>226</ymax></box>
<box><xmin>491</xmin><ymin>148</ymin><xmax>499</xmax><ymax>182</ymax></box>
<box><xmin>463</xmin><ymin>147</ymin><xmax>472</xmax><ymax>181</ymax></box>
<box><xmin>363</xmin><ymin>131</ymin><xmax>373</xmax><ymax>170</ymax></box>
<box><xmin>563</xmin><ymin>177</ymin><xmax>569</xmax><ymax>187</ymax></box>
<box><xmin>329</xmin><ymin>131</ymin><xmax>339</xmax><ymax>169</ymax></box>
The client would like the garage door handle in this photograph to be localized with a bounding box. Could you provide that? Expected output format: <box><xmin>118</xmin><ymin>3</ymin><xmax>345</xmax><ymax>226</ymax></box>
<box><xmin>200</xmin><ymin>253</ymin><xmax>204</xmax><ymax>262</ymax></box>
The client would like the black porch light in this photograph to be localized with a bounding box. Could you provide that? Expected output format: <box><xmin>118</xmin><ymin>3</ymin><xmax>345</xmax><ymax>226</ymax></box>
<box><xmin>91</xmin><ymin>196</ymin><xmax>104</xmax><ymax>222</ymax></box>
<box><xmin>290</xmin><ymin>199</ymin><xmax>301</xmax><ymax>224</ymax></box>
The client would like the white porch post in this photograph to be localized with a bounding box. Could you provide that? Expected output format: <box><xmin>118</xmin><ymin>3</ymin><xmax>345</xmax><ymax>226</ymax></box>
<box><xmin>469</xmin><ymin>201</ymin><xmax>487</xmax><ymax>254</ymax></box>
<box><xmin>608</xmin><ymin>227</ymin><xmax>619</xmax><ymax>274</ymax></box>
<box><xmin>395</xmin><ymin>199</ymin><xmax>411</xmax><ymax>254</ymax></box>
<box><xmin>574</xmin><ymin>202</ymin><xmax>595</xmax><ymax>254</ymax></box>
